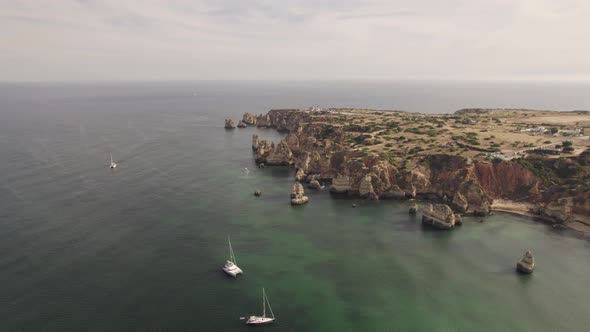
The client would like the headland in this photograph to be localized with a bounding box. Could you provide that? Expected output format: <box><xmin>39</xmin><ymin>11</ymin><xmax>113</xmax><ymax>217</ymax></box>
<box><xmin>232</xmin><ymin>107</ymin><xmax>590</xmax><ymax>234</ymax></box>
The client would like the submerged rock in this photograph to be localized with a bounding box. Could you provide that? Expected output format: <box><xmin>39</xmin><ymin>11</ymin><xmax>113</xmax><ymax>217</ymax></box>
<box><xmin>422</xmin><ymin>204</ymin><xmax>456</xmax><ymax>230</ymax></box>
<box><xmin>516</xmin><ymin>250</ymin><xmax>535</xmax><ymax>274</ymax></box>
<box><xmin>224</xmin><ymin>119</ymin><xmax>236</xmax><ymax>129</ymax></box>
<box><xmin>290</xmin><ymin>181</ymin><xmax>309</xmax><ymax>205</ymax></box>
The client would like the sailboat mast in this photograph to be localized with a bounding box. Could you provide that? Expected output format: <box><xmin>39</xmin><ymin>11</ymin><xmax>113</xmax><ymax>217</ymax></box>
<box><xmin>228</xmin><ymin>236</ymin><xmax>236</xmax><ymax>264</ymax></box>
<box><xmin>265</xmin><ymin>289</ymin><xmax>275</xmax><ymax>319</ymax></box>
<box><xmin>262</xmin><ymin>288</ymin><xmax>266</xmax><ymax>318</ymax></box>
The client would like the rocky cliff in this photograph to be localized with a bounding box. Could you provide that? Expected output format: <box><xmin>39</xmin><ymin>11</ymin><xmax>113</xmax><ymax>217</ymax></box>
<box><xmin>246</xmin><ymin>108</ymin><xmax>590</xmax><ymax>230</ymax></box>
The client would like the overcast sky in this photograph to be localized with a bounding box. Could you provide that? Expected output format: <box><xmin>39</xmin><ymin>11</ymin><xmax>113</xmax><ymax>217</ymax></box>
<box><xmin>2</xmin><ymin>0</ymin><xmax>590</xmax><ymax>81</ymax></box>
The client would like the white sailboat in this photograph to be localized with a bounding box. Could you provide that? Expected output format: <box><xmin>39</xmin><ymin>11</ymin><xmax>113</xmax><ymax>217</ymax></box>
<box><xmin>245</xmin><ymin>288</ymin><xmax>275</xmax><ymax>325</ymax></box>
<box><xmin>109</xmin><ymin>153</ymin><xmax>117</xmax><ymax>169</ymax></box>
<box><xmin>222</xmin><ymin>236</ymin><xmax>243</xmax><ymax>277</ymax></box>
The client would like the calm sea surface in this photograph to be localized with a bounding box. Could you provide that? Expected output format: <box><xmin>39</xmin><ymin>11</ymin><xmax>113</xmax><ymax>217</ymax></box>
<box><xmin>1</xmin><ymin>81</ymin><xmax>589</xmax><ymax>331</ymax></box>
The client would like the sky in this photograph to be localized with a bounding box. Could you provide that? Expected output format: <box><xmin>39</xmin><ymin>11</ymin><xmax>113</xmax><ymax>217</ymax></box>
<box><xmin>1</xmin><ymin>0</ymin><xmax>590</xmax><ymax>81</ymax></box>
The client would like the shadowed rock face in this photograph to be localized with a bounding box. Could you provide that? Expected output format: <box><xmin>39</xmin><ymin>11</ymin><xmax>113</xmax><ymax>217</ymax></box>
<box><xmin>422</xmin><ymin>204</ymin><xmax>456</xmax><ymax>230</ymax></box>
<box><xmin>516</xmin><ymin>250</ymin><xmax>535</xmax><ymax>273</ymax></box>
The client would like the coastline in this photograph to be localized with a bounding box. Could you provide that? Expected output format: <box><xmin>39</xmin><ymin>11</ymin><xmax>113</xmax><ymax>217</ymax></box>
<box><xmin>234</xmin><ymin>107</ymin><xmax>590</xmax><ymax>235</ymax></box>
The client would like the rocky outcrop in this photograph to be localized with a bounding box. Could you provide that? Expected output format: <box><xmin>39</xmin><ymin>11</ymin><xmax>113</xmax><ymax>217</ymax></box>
<box><xmin>255</xmin><ymin>114</ymin><xmax>272</xmax><ymax>127</ymax></box>
<box><xmin>237</xmin><ymin>120</ymin><xmax>247</xmax><ymax>128</ymax></box>
<box><xmin>265</xmin><ymin>140</ymin><xmax>293</xmax><ymax>166</ymax></box>
<box><xmin>309</xmin><ymin>179</ymin><xmax>321</xmax><ymax>189</ymax></box>
<box><xmin>295</xmin><ymin>169</ymin><xmax>306</xmax><ymax>182</ymax></box>
<box><xmin>422</xmin><ymin>204</ymin><xmax>456</xmax><ymax>230</ymax></box>
<box><xmin>224</xmin><ymin>119</ymin><xmax>236</xmax><ymax>129</ymax></box>
<box><xmin>241</xmin><ymin>109</ymin><xmax>589</xmax><ymax>229</ymax></box>
<box><xmin>242</xmin><ymin>113</ymin><xmax>257</xmax><ymax>125</ymax></box>
<box><xmin>290</xmin><ymin>181</ymin><xmax>309</xmax><ymax>205</ymax></box>
<box><xmin>516</xmin><ymin>250</ymin><xmax>535</xmax><ymax>274</ymax></box>
<box><xmin>542</xmin><ymin>198</ymin><xmax>573</xmax><ymax>223</ymax></box>
<box><xmin>330</xmin><ymin>175</ymin><xmax>351</xmax><ymax>194</ymax></box>
<box><xmin>359</xmin><ymin>175</ymin><xmax>378</xmax><ymax>200</ymax></box>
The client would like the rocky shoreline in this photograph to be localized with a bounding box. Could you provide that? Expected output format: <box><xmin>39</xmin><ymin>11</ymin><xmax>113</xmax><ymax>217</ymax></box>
<box><xmin>229</xmin><ymin>108</ymin><xmax>590</xmax><ymax>234</ymax></box>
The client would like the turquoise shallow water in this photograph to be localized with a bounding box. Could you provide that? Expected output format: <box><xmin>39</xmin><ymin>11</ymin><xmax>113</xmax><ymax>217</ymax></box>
<box><xmin>1</xmin><ymin>81</ymin><xmax>589</xmax><ymax>331</ymax></box>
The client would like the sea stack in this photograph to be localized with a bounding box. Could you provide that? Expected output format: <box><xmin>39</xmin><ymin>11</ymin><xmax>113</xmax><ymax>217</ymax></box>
<box><xmin>422</xmin><ymin>204</ymin><xmax>456</xmax><ymax>230</ymax></box>
<box><xmin>516</xmin><ymin>250</ymin><xmax>535</xmax><ymax>274</ymax></box>
<box><xmin>290</xmin><ymin>181</ymin><xmax>309</xmax><ymax>205</ymax></box>
<box><xmin>224</xmin><ymin>119</ymin><xmax>236</xmax><ymax>129</ymax></box>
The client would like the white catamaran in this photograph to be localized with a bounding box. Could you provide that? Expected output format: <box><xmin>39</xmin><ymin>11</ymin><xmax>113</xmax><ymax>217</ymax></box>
<box><xmin>109</xmin><ymin>153</ymin><xmax>117</xmax><ymax>169</ymax></box>
<box><xmin>222</xmin><ymin>236</ymin><xmax>243</xmax><ymax>277</ymax></box>
<box><xmin>244</xmin><ymin>288</ymin><xmax>275</xmax><ymax>325</ymax></box>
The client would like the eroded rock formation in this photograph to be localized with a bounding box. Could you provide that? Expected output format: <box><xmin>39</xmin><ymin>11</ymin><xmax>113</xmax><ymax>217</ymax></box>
<box><xmin>422</xmin><ymin>204</ymin><xmax>456</xmax><ymax>230</ymax></box>
<box><xmin>290</xmin><ymin>181</ymin><xmax>309</xmax><ymax>205</ymax></box>
<box><xmin>516</xmin><ymin>250</ymin><xmax>535</xmax><ymax>274</ymax></box>
<box><xmin>237</xmin><ymin>120</ymin><xmax>247</xmax><ymax>128</ymax></box>
<box><xmin>241</xmin><ymin>108</ymin><xmax>590</xmax><ymax>229</ymax></box>
<box><xmin>224</xmin><ymin>119</ymin><xmax>236</xmax><ymax>129</ymax></box>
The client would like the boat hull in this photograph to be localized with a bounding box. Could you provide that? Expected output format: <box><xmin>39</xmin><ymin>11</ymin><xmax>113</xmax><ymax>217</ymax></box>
<box><xmin>222</xmin><ymin>265</ymin><xmax>243</xmax><ymax>277</ymax></box>
<box><xmin>246</xmin><ymin>316</ymin><xmax>274</xmax><ymax>325</ymax></box>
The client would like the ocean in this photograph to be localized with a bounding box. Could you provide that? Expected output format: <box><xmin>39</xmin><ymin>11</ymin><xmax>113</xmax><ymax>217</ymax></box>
<box><xmin>1</xmin><ymin>80</ymin><xmax>589</xmax><ymax>331</ymax></box>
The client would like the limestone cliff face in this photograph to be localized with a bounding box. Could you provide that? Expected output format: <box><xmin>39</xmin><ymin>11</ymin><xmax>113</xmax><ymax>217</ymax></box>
<box><xmin>243</xmin><ymin>109</ymin><xmax>586</xmax><ymax>221</ymax></box>
<box><xmin>265</xmin><ymin>140</ymin><xmax>293</xmax><ymax>166</ymax></box>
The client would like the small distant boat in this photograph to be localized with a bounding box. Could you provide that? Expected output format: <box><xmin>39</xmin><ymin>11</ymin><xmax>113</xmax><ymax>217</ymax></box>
<box><xmin>109</xmin><ymin>153</ymin><xmax>117</xmax><ymax>169</ymax></box>
<box><xmin>222</xmin><ymin>236</ymin><xmax>243</xmax><ymax>277</ymax></box>
<box><xmin>244</xmin><ymin>288</ymin><xmax>275</xmax><ymax>325</ymax></box>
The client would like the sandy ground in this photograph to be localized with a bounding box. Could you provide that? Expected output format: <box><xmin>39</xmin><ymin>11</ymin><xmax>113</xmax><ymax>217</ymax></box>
<box><xmin>491</xmin><ymin>199</ymin><xmax>535</xmax><ymax>216</ymax></box>
<box><xmin>492</xmin><ymin>200</ymin><xmax>590</xmax><ymax>235</ymax></box>
<box><xmin>519</xmin><ymin>115</ymin><xmax>590</xmax><ymax>126</ymax></box>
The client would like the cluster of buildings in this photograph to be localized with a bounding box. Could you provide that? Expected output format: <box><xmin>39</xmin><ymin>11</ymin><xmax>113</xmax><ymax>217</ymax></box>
<box><xmin>483</xmin><ymin>151</ymin><xmax>523</xmax><ymax>161</ymax></box>
<box><xmin>553</xmin><ymin>128</ymin><xmax>582</xmax><ymax>137</ymax></box>
<box><xmin>520</xmin><ymin>127</ymin><xmax>548</xmax><ymax>134</ymax></box>
<box><xmin>305</xmin><ymin>105</ymin><xmax>324</xmax><ymax>112</ymax></box>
